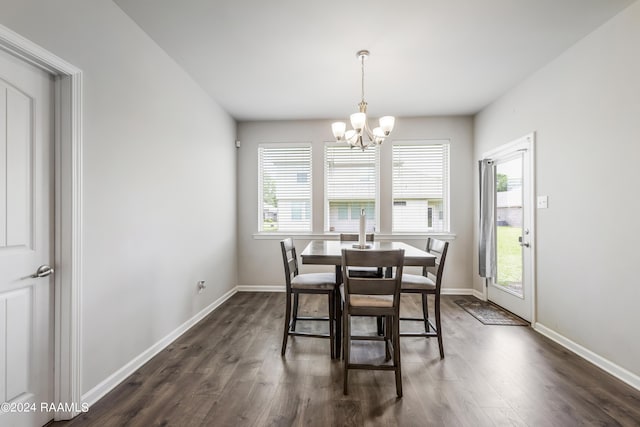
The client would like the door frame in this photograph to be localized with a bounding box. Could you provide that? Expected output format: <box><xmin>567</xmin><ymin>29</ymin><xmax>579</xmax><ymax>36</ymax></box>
<box><xmin>481</xmin><ymin>133</ymin><xmax>537</xmax><ymax>325</ymax></box>
<box><xmin>0</xmin><ymin>25</ymin><xmax>83</xmax><ymax>420</ymax></box>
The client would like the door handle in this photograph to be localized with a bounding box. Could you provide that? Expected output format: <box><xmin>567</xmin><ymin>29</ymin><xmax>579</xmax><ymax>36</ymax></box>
<box><xmin>31</xmin><ymin>265</ymin><xmax>54</xmax><ymax>278</ymax></box>
<box><xmin>518</xmin><ymin>236</ymin><xmax>530</xmax><ymax>248</ymax></box>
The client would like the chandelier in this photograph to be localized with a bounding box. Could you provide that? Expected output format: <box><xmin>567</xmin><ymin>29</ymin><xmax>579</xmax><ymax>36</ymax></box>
<box><xmin>331</xmin><ymin>50</ymin><xmax>395</xmax><ymax>150</ymax></box>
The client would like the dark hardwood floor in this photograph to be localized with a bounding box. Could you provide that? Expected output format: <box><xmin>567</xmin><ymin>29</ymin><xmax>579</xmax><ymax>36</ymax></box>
<box><xmin>54</xmin><ymin>292</ymin><xmax>640</xmax><ymax>426</ymax></box>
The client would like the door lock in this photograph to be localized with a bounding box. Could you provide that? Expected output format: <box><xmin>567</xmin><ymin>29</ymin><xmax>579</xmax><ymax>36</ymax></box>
<box><xmin>31</xmin><ymin>265</ymin><xmax>54</xmax><ymax>278</ymax></box>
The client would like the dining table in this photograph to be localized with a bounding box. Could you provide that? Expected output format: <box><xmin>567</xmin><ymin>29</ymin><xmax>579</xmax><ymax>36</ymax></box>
<box><xmin>300</xmin><ymin>239</ymin><xmax>437</xmax><ymax>357</ymax></box>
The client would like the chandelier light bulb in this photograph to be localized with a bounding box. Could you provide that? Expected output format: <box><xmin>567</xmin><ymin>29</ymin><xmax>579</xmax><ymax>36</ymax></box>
<box><xmin>345</xmin><ymin>129</ymin><xmax>358</xmax><ymax>144</ymax></box>
<box><xmin>379</xmin><ymin>116</ymin><xmax>395</xmax><ymax>135</ymax></box>
<box><xmin>350</xmin><ymin>112</ymin><xmax>366</xmax><ymax>133</ymax></box>
<box><xmin>332</xmin><ymin>122</ymin><xmax>346</xmax><ymax>140</ymax></box>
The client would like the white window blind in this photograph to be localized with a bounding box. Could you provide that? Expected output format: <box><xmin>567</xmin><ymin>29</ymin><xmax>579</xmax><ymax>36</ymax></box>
<box><xmin>325</xmin><ymin>145</ymin><xmax>379</xmax><ymax>232</ymax></box>
<box><xmin>392</xmin><ymin>142</ymin><xmax>449</xmax><ymax>232</ymax></box>
<box><xmin>258</xmin><ymin>144</ymin><xmax>312</xmax><ymax>232</ymax></box>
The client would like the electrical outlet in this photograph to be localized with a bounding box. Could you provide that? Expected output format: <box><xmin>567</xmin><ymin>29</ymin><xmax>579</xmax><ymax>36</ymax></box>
<box><xmin>197</xmin><ymin>280</ymin><xmax>206</xmax><ymax>293</ymax></box>
<box><xmin>537</xmin><ymin>196</ymin><xmax>548</xmax><ymax>209</ymax></box>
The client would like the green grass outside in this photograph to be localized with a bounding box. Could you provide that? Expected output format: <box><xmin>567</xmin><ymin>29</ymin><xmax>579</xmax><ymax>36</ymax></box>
<box><xmin>496</xmin><ymin>226</ymin><xmax>522</xmax><ymax>286</ymax></box>
<box><xmin>263</xmin><ymin>221</ymin><xmax>278</xmax><ymax>231</ymax></box>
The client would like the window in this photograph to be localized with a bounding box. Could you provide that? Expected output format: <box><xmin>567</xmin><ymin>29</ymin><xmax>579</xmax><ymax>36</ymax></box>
<box><xmin>325</xmin><ymin>144</ymin><xmax>379</xmax><ymax>232</ymax></box>
<box><xmin>258</xmin><ymin>144</ymin><xmax>312</xmax><ymax>232</ymax></box>
<box><xmin>291</xmin><ymin>200</ymin><xmax>310</xmax><ymax>221</ymax></box>
<box><xmin>392</xmin><ymin>142</ymin><xmax>449</xmax><ymax>232</ymax></box>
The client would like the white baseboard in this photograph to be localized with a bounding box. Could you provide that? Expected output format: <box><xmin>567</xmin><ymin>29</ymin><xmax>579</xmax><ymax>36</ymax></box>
<box><xmin>82</xmin><ymin>287</ymin><xmax>238</xmax><ymax>407</ymax></box>
<box><xmin>472</xmin><ymin>289</ymin><xmax>485</xmax><ymax>300</ymax></box>
<box><xmin>236</xmin><ymin>285</ymin><xmax>285</xmax><ymax>292</ymax></box>
<box><xmin>236</xmin><ymin>285</ymin><xmax>476</xmax><ymax>296</ymax></box>
<box><xmin>534</xmin><ymin>323</ymin><xmax>640</xmax><ymax>391</ymax></box>
<box><xmin>441</xmin><ymin>288</ymin><xmax>474</xmax><ymax>296</ymax></box>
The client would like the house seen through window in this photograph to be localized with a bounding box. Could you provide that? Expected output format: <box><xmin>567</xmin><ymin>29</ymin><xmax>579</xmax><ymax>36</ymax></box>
<box><xmin>325</xmin><ymin>144</ymin><xmax>378</xmax><ymax>232</ymax></box>
<box><xmin>392</xmin><ymin>142</ymin><xmax>449</xmax><ymax>232</ymax></box>
<box><xmin>257</xmin><ymin>141</ymin><xmax>449</xmax><ymax>234</ymax></box>
<box><xmin>258</xmin><ymin>144</ymin><xmax>312</xmax><ymax>232</ymax></box>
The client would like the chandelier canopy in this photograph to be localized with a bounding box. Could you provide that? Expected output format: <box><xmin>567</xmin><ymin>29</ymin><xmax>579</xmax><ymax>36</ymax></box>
<box><xmin>331</xmin><ymin>50</ymin><xmax>395</xmax><ymax>150</ymax></box>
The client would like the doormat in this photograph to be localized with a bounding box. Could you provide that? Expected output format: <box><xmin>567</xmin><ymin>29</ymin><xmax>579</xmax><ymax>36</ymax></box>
<box><xmin>455</xmin><ymin>298</ymin><xmax>528</xmax><ymax>326</ymax></box>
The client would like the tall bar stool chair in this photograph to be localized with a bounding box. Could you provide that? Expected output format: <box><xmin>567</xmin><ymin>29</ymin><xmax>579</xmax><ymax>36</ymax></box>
<box><xmin>399</xmin><ymin>238</ymin><xmax>449</xmax><ymax>358</ymax></box>
<box><xmin>280</xmin><ymin>238</ymin><xmax>337</xmax><ymax>358</ymax></box>
<box><xmin>339</xmin><ymin>233</ymin><xmax>383</xmax><ymax>278</ymax></box>
<box><xmin>341</xmin><ymin>248</ymin><xmax>405</xmax><ymax>397</ymax></box>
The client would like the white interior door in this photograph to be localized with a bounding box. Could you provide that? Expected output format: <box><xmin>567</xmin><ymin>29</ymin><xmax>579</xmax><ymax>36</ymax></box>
<box><xmin>0</xmin><ymin>48</ymin><xmax>54</xmax><ymax>427</ymax></box>
<box><xmin>487</xmin><ymin>135</ymin><xmax>534</xmax><ymax>321</ymax></box>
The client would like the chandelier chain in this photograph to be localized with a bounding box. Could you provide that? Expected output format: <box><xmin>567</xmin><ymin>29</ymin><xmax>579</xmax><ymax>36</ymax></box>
<box><xmin>361</xmin><ymin>55</ymin><xmax>365</xmax><ymax>103</ymax></box>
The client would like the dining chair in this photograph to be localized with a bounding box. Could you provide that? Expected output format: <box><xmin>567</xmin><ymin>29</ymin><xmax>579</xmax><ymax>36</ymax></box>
<box><xmin>280</xmin><ymin>238</ymin><xmax>337</xmax><ymax>358</ymax></box>
<box><xmin>399</xmin><ymin>238</ymin><xmax>449</xmax><ymax>359</ymax></box>
<box><xmin>341</xmin><ymin>248</ymin><xmax>405</xmax><ymax>397</ymax></box>
<box><xmin>339</xmin><ymin>233</ymin><xmax>383</xmax><ymax>278</ymax></box>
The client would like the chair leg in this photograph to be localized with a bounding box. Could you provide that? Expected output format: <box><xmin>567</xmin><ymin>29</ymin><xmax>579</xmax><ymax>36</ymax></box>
<box><xmin>335</xmin><ymin>289</ymin><xmax>342</xmax><ymax>360</ymax></box>
<box><xmin>328</xmin><ymin>292</ymin><xmax>335</xmax><ymax>359</ymax></box>
<box><xmin>291</xmin><ymin>293</ymin><xmax>300</xmax><ymax>331</ymax></box>
<box><xmin>384</xmin><ymin>316</ymin><xmax>392</xmax><ymax>361</ymax></box>
<box><xmin>281</xmin><ymin>291</ymin><xmax>291</xmax><ymax>356</ymax></box>
<box><xmin>393</xmin><ymin>314</ymin><xmax>403</xmax><ymax>397</ymax></box>
<box><xmin>422</xmin><ymin>293</ymin><xmax>429</xmax><ymax>333</ymax></box>
<box><xmin>377</xmin><ymin>316</ymin><xmax>384</xmax><ymax>336</ymax></box>
<box><xmin>343</xmin><ymin>310</ymin><xmax>350</xmax><ymax>395</ymax></box>
<box><xmin>435</xmin><ymin>293</ymin><xmax>444</xmax><ymax>359</ymax></box>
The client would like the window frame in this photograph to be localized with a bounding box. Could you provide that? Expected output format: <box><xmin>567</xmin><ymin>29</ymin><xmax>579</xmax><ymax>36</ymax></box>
<box><xmin>257</xmin><ymin>142</ymin><xmax>313</xmax><ymax>233</ymax></box>
<box><xmin>323</xmin><ymin>142</ymin><xmax>380</xmax><ymax>233</ymax></box>
<box><xmin>391</xmin><ymin>140</ymin><xmax>450</xmax><ymax>233</ymax></box>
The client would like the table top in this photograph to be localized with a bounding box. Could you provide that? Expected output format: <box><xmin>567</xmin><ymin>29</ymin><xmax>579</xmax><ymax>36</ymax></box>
<box><xmin>300</xmin><ymin>240</ymin><xmax>436</xmax><ymax>267</ymax></box>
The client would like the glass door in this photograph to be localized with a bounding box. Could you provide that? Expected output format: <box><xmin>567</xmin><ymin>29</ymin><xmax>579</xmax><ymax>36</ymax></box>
<box><xmin>487</xmin><ymin>137</ymin><xmax>533</xmax><ymax>321</ymax></box>
<box><xmin>496</xmin><ymin>155</ymin><xmax>524</xmax><ymax>296</ymax></box>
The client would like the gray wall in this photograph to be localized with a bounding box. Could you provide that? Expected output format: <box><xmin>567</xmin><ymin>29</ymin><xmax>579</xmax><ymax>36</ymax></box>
<box><xmin>0</xmin><ymin>0</ymin><xmax>238</xmax><ymax>393</ymax></box>
<box><xmin>237</xmin><ymin>117</ymin><xmax>474</xmax><ymax>291</ymax></box>
<box><xmin>475</xmin><ymin>2</ymin><xmax>640</xmax><ymax>376</ymax></box>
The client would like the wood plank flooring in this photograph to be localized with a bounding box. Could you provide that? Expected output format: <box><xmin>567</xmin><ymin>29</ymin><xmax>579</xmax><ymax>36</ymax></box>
<box><xmin>54</xmin><ymin>292</ymin><xmax>640</xmax><ymax>426</ymax></box>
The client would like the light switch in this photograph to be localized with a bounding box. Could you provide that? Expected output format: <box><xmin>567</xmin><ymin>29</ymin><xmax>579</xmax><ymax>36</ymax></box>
<box><xmin>537</xmin><ymin>196</ymin><xmax>548</xmax><ymax>209</ymax></box>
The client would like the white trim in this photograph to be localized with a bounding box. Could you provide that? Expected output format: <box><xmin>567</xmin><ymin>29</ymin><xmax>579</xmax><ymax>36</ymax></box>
<box><xmin>529</xmin><ymin>134</ymin><xmax>537</xmax><ymax>325</ymax></box>
<box><xmin>482</xmin><ymin>133</ymin><xmax>533</xmax><ymax>159</ymax></box>
<box><xmin>472</xmin><ymin>289</ymin><xmax>485</xmax><ymax>300</ymax></box>
<box><xmin>375</xmin><ymin>233</ymin><xmax>456</xmax><ymax>241</ymax></box>
<box><xmin>236</xmin><ymin>285</ymin><xmax>475</xmax><ymax>296</ymax></box>
<box><xmin>82</xmin><ymin>287</ymin><xmax>238</xmax><ymax>407</ymax></box>
<box><xmin>482</xmin><ymin>132</ymin><xmax>536</xmax><ymax>324</ymax></box>
<box><xmin>0</xmin><ymin>24</ymin><xmax>83</xmax><ymax>420</ymax></box>
<box><xmin>441</xmin><ymin>288</ymin><xmax>475</xmax><ymax>296</ymax></box>
<box><xmin>252</xmin><ymin>232</ymin><xmax>457</xmax><ymax>241</ymax></box>
<box><xmin>237</xmin><ymin>285</ymin><xmax>285</xmax><ymax>292</ymax></box>
<box><xmin>534</xmin><ymin>323</ymin><xmax>640</xmax><ymax>391</ymax></box>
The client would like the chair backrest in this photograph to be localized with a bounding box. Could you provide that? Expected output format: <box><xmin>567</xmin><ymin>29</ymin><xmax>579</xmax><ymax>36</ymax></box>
<box><xmin>341</xmin><ymin>249</ymin><xmax>404</xmax><ymax>311</ymax></box>
<box><xmin>424</xmin><ymin>238</ymin><xmax>449</xmax><ymax>292</ymax></box>
<box><xmin>280</xmin><ymin>238</ymin><xmax>299</xmax><ymax>290</ymax></box>
<box><xmin>340</xmin><ymin>233</ymin><xmax>375</xmax><ymax>242</ymax></box>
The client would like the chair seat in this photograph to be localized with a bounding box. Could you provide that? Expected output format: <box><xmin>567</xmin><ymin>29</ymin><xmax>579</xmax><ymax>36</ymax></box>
<box><xmin>401</xmin><ymin>273</ymin><xmax>436</xmax><ymax>291</ymax></box>
<box><xmin>291</xmin><ymin>272</ymin><xmax>336</xmax><ymax>290</ymax></box>
<box><xmin>340</xmin><ymin>284</ymin><xmax>393</xmax><ymax>307</ymax></box>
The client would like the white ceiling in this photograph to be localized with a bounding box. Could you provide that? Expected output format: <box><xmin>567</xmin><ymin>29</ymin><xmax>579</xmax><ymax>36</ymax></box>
<box><xmin>115</xmin><ymin>0</ymin><xmax>635</xmax><ymax>121</ymax></box>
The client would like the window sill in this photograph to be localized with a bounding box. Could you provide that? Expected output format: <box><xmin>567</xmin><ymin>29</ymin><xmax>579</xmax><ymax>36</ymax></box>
<box><xmin>252</xmin><ymin>232</ymin><xmax>457</xmax><ymax>241</ymax></box>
